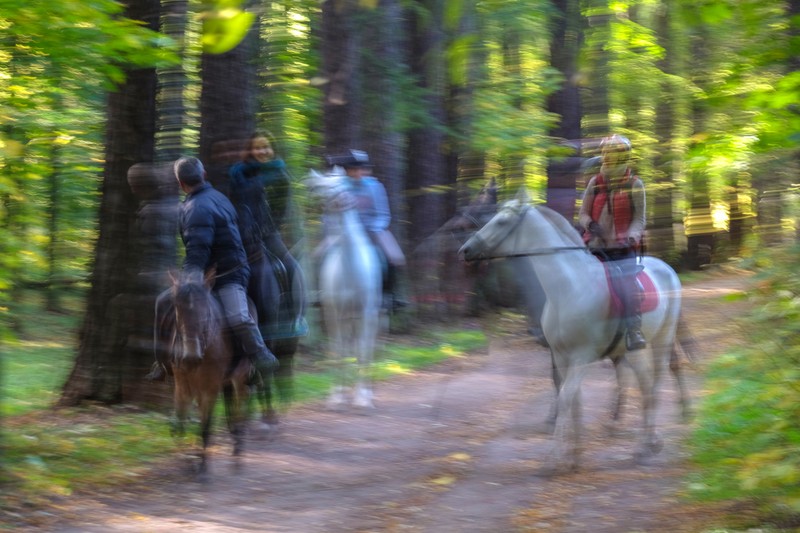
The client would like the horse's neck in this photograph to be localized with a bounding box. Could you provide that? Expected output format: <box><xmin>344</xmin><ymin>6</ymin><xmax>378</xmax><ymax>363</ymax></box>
<box><xmin>521</xmin><ymin>212</ymin><xmax>605</xmax><ymax>299</ymax></box>
<box><xmin>337</xmin><ymin>208</ymin><xmax>371</xmax><ymax>246</ymax></box>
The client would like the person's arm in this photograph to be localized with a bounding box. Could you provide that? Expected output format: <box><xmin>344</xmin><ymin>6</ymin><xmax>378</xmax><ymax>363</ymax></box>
<box><xmin>628</xmin><ymin>178</ymin><xmax>646</xmax><ymax>243</ymax></box>
<box><xmin>577</xmin><ymin>176</ymin><xmax>597</xmax><ymax>230</ymax></box>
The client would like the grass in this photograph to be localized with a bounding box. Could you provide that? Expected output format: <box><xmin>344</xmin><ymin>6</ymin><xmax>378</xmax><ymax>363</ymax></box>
<box><xmin>0</xmin><ymin>290</ymin><xmax>488</xmax><ymax>515</ymax></box>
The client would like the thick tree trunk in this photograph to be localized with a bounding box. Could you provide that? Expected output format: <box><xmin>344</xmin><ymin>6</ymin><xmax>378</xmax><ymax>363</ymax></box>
<box><xmin>198</xmin><ymin>28</ymin><xmax>257</xmax><ymax>195</ymax></box>
<box><xmin>60</xmin><ymin>0</ymin><xmax>176</xmax><ymax>406</ymax></box>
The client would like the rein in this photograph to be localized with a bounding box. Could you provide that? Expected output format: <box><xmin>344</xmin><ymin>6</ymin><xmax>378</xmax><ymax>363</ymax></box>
<box><xmin>471</xmin><ymin>246</ymin><xmax>589</xmax><ymax>261</ymax></box>
<box><xmin>464</xmin><ymin>205</ymin><xmax>588</xmax><ymax>261</ymax></box>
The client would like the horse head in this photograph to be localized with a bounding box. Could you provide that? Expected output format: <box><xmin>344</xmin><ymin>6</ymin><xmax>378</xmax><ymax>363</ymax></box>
<box><xmin>170</xmin><ymin>270</ymin><xmax>217</xmax><ymax>364</ymax></box>
<box><xmin>306</xmin><ymin>168</ymin><xmax>357</xmax><ymax>214</ymax></box>
<box><xmin>459</xmin><ymin>201</ymin><xmax>585</xmax><ymax>262</ymax></box>
<box><xmin>459</xmin><ymin>198</ymin><xmax>529</xmax><ymax>261</ymax></box>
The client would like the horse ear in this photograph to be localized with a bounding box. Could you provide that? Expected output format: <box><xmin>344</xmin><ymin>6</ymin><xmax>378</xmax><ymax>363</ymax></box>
<box><xmin>515</xmin><ymin>187</ymin><xmax>531</xmax><ymax>204</ymax></box>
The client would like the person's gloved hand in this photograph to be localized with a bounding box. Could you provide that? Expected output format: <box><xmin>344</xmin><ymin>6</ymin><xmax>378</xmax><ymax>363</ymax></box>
<box><xmin>588</xmin><ymin>221</ymin><xmax>602</xmax><ymax>238</ymax></box>
<box><xmin>627</xmin><ymin>237</ymin><xmax>638</xmax><ymax>248</ymax></box>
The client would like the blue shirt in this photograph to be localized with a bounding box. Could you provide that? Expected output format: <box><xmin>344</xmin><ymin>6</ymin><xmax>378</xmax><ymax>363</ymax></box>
<box><xmin>347</xmin><ymin>176</ymin><xmax>391</xmax><ymax>233</ymax></box>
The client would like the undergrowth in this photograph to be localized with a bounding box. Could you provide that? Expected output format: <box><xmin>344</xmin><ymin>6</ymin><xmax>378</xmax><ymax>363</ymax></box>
<box><xmin>688</xmin><ymin>247</ymin><xmax>800</xmax><ymax>528</ymax></box>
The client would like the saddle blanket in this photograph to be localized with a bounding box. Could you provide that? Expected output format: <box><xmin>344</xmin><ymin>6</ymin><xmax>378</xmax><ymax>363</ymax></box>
<box><xmin>604</xmin><ymin>267</ymin><xmax>659</xmax><ymax>317</ymax></box>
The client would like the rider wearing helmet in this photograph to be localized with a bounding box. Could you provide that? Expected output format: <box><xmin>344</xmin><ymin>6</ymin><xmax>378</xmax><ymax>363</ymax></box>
<box><xmin>578</xmin><ymin>134</ymin><xmax>647</xmax><ymax>350</ymax></box>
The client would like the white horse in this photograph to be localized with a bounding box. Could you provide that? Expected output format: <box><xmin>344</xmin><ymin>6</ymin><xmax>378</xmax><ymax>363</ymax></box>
<box><xmin>307</xmin><ymin>169</ymin><xmax>383</xmax><ymax>409</ymax></box>
<box><xmin>459</xmin><ymin>197</ymin><xmax>690</xmax><ymax>473</ymax></box>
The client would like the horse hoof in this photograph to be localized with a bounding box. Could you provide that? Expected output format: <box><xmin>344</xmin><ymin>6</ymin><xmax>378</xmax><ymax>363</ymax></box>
<box><xmin>649</xmin><ymin>437</ymin><xmax>664</xmax><ymax>454</ymax></box>
<box><xmin>326</xmin><ymin>397</ymin><xmax>346</xmax><ymax>411</ymax></box>
<box><xmin>352</xmin><ymin>387</ymin><xmax>374</xmax><ymax>409</ymax></box>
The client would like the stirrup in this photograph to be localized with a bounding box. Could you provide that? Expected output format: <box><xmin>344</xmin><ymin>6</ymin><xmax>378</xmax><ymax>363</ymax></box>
<box><xmin>145</xmin><ymin>362</ymin><xmax>166</xmax><ymax>382</ymax></box>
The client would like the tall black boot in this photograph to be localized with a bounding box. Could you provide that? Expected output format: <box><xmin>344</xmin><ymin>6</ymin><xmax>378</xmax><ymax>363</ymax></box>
<box><xmin>624</xmin><ymin>279</ymin><xmax>646</xmax><ymax>350</ymax></box>
<box><xmin>232</xmin><ymin>323</ymin><xmax>280</xmax><ymax>374</ymax></box>
<box><xmin>385</xmin><ymin>264</ymin><xmax>408</xmax><ymax>310</ymax></box>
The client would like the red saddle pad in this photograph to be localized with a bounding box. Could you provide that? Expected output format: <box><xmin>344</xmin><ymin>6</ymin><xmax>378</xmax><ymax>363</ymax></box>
<box><xmin>603</xmin><ymin>266</ymin><xmax>659</xmax><ymax>317</ymax></box>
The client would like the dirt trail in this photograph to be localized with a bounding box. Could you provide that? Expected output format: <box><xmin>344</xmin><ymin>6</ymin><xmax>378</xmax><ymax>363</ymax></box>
<box><xmin>18</xmin><ymin>268</ymin><xmax>752</xmax><ymax>532</ymax></box>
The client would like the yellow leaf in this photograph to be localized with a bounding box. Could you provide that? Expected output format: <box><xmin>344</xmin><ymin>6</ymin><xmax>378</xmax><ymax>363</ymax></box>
<box><xmin>431</xmin><ymin>475</ymin><xmax>456</xmax><ymax>486</ymax></box>
<box><xmin>202</xmin><ymin>11</ymin><xmax>255</xmax><ymax>54</ymax></box>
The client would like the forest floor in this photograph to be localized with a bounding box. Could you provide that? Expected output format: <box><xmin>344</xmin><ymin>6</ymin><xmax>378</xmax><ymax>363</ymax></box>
<box><xmin>8</xmin><ymin>267</ymin><xmax>756</xmax><ymax>532</ymax></box>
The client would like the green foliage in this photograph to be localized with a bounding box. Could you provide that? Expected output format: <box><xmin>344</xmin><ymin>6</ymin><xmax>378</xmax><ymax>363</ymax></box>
<box><xmin>688</xmin><ymin>246</ymin><xmax>800</xmax><ymax>518</ymax></box>
<box><xmin>0</xmin><ymin>0</ymin><xmax>178</xmax><ymax>341</ymax></box>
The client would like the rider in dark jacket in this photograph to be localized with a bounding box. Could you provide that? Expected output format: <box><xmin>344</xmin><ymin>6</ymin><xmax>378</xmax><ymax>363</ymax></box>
<box><xmin>180</xmin><ymin>180</ymin><xmax>250</xmax><ymax>289</ymax></box>
<box><xmin>146</xmin><ymin>156</ymin><xmax>278</xmax><ymax>381</ymax></box>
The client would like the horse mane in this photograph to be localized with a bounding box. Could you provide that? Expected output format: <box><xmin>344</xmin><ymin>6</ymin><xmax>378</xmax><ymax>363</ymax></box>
<box><xmin>534</xmin><ymin>205</ymin><xmax>586</xmax><ymax>247</ymax></box>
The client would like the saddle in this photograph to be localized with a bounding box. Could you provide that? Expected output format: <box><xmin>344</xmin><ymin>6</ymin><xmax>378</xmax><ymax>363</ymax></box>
<box><xmin>600</xmin><ymin>263</ymin><xmax>659</xmax><ymax>317</ymax></box>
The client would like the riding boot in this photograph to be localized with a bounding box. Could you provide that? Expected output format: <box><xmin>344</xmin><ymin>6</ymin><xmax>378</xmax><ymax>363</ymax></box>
<box><xmin>624</xmin><ymin>278</ymin><xmax>647</xmax><ymax>351</ymax></box>
<box><xmin>232</xmin><ymin>323</ymin><xmax>280</xmax><ymax>374</ymax></box>
<box><xmin>385</xmin><ymin>264</ymin><xmax>408</xmax><ymax>310</ymax></box>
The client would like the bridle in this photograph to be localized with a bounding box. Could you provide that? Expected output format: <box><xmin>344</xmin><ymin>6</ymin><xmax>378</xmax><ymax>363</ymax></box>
<box><xmin>465</xmin><ymin>204</ymin><xmax>588</xmax><ymax>261</ymax></box>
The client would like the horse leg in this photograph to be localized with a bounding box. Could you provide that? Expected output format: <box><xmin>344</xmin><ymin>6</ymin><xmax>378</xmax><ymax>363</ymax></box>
<box><xmin>545</xmin><ymin>360</ymin><xmax>589</xmax><ymax>474</ymax></box>
<box><xmin>224</xmin><ymin>383</ymin><xmax>245</xmax><ymax>457</ymax></box>
<box><xmin>610</xmin><ymin>356</ymin><xmax>627</xmax><ymax>422</ymax></box>
<box><xmin>259</xmin><ymin>370</ymin><xmax>280</xmax><ymax>426</ymax></box>
<box><xmin>670</xmin><ymin>342</ymin><xmax>692</xmax><ymax>422</ymax></box>
<box><xmin>196</xmin><ymin>392</ymin><xmax>215</xmax><ymax>478</ymax></box>
<box><xmin>626</xmin><ymin>347</ymin><xmax>663</xmax><ymax>462</ymax></box>
<box><xmin>172</xmin><ymin>376</ymin><xmax>189</xmax><ymax>438</ymax></box>
<box><xmin>544</xmin><ymin>351</ymin><xmax>560</xmax><ymax>432</ymax></box>
<box><xmin>325</xmin><ymin>320</ymin><xmax>348</xmax><ymax>410</ymax></box>
<box><xmin>353</xmin><ymin>313</ymin><xmax>378</xmax><ymax>409</ymax></box>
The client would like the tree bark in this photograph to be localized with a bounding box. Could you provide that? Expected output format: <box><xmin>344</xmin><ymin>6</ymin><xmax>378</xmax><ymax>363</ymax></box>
<box><xmin>61</xmin><ymin>0</ymin><xmax>176</xmax><ymax>406</ymax></box>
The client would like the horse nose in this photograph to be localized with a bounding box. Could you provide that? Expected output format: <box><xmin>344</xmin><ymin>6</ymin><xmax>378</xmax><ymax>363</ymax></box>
<box><xmin>182</xmin><ymin>338</ymin><xmax>204</xmax><ymax>362</ymax></box>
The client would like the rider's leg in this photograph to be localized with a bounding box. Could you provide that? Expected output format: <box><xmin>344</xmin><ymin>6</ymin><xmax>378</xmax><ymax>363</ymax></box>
<box><xmin>619</xmin><ymin>256</ymin><xmax>646</xmax><ymax>350</ymax></box>
<box><xmin>385</xmin><ymin>263</ymin><xmax>408</xmax><ymax>309</ymax></box>
<box><xmin>145</xmin><ymin>287</ymin><xmax>174</xmax><ymax>381</ymax></box>
<box><xmin>217</xmin><ymin>283</ymin><xmax>279</xmax><ymax>374</ymax></box>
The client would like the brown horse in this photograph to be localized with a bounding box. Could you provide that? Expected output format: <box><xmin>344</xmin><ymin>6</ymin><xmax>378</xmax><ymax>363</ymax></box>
<box><xmin>166</xmin><ymin>271</ymin><xmax>251</xmax><ymax>476</ymax></box>
<box><xmin>411</xmin><ymin>179</ymin><xmax>540</xmax><ymax>321</ymax></box>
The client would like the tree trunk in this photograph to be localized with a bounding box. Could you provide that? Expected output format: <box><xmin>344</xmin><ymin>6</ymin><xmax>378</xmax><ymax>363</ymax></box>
<box><xmin>405</xmin><ymin>0</ymin><xmax>450</xmax><ymax>250</ymax></box>
<box><xmin>60</xmin><ymin>0</ymin><xmax>175</xmax><ymax>406</ymax></box>
<box><xmin>546</xmin><ymin>0</ymin><xmax>582</xmax><ymax>221</ymax></box>
<box><xmin>198</xmin><ymin>27</ymin><xmax>257</xmax><ymax>195</ymax></box>
<box><xmin>650</xmin><ymin>0</ymin><xmax>677</xmax><ymax>260</ymax></box>
<box><xmin>362</xmin><ymin>0</ymin><xmax>406</xmax><ymax>243</ymax></box>
<box><xmin>157</xmin><ymin>0</ymin><xmax>188</xmax><ymax>162</ymax></box>
<box><xmin>582</xmin><ymin>1</ymin><xmax>611</xmax><ymax>138</ymax></box>
<box><xmin>320</xmin><ymin>0</ymin><xmax>361</xmax><ymax>154</ymax></box>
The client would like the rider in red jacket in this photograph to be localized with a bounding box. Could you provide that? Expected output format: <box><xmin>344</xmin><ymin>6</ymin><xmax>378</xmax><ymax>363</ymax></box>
<box><xmin>578</xmin><ymin>135</ymin><xmax>647</xmax><ymax>350</ymax></box>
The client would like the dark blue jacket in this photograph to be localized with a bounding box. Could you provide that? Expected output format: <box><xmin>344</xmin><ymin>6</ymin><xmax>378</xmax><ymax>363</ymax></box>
<box><xmin>180</xmin><ymin>182</ymin><xmax>250</xmax><ymax>288</ymax></box>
